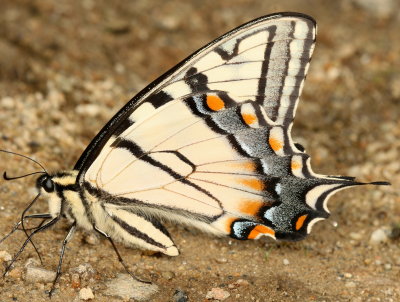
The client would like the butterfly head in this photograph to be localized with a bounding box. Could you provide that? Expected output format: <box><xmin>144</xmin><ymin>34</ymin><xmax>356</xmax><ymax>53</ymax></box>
<box><xmin>35</xmin><ymin>171</ymin><xmax>79</xmax><ymax>218</ymax></box>
<box><xmin>36</xmin><ymin>174</ymin><xmax>55</xmax><ymax>193</ymax></box>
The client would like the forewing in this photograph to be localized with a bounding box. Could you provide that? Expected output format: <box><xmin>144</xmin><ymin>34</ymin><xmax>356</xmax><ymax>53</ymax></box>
<box><xmin>75</xmin><ymin>13</ymin><xmax>316</xmax><ymax>172</ymax></box>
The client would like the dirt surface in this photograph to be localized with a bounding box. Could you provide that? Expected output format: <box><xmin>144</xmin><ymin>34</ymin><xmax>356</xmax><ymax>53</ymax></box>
<box><xmin>0</xmin><ymin>1</ymin><xmax>399</xmax><ymax>301</ymax></box>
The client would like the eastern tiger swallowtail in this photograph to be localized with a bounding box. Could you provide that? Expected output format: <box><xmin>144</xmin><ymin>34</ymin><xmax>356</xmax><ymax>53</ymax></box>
<box><xmin>0</xmin><ymin>12</ymin><xmax>389</xmax><ymax>295</ymax></box>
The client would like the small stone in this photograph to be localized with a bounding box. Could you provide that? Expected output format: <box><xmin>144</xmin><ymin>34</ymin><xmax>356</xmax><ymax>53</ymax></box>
<box><xmin>159</xmin><ymin>16</ymin><xmax>180</xmax><ymax>31</ymax></box>
<box><xmin>0</xmin><ymin>250</ymin><xmax>12</xmax><ymax>262</ymax></box>
<box><xmin>84</xmin><ymin>233</ymin><xmax>100</xmax><ymax>245</ymax></box>
<box><xmin>206</xmin><ymin>288</ymin><xmax>230</xmax><ymax>300</ymax></box>
<box><xmin>375</xmin><ymin>259</ymin><xmax>382</xmax><ymax>266</ymax></box>
<box><xmin>352</xmin><ymin>0</ymin><xmax>397</xmax><ymax>18</ymax></box>
<box><xmin>25</xmin><ymin>267</ymin><xmax>57</xmax><ymax>283</ymax></box>
<box><xmin>384</xmin><ymin>263</ymin><xmax>392</xmax><ymax>270</ymax></box>
<box><xmin>79</xmin><ymin>287</ymin><xmax>94</xmax><ymax>300</ymax></box>
<box><xmin>47</xmin><ymin>89</ymin><xmax>65</xmax><ymax>105</ymax></box>
<box><xmin>369</xmin><ymin>228</ymin><xmax>389</xmax><ymax>245</ymax></box>
<box><xmin>70</xmin><ymin>263</ymin><xmax>95</xmax><ymax>275</ymax></box>
<box><xmin>173</xmin><ymin>289</ymin><xmax>188</xmax><ymax>302</ymax></box>
<box><xmin>345</xmin><ymin>281</ymin><xmax>357</xmax><ymax>288</ymax></box>
<box><xmin>105</xmin><ymin>20</ymin><xmax>131</xmax><ymax>34</ymax></box>
<box><xmin>215</xmin><ymin>257</ymin><xmax>228</xmax><ymax>264</ymax></box>
<box><xmin>389</xmin><ymin>225</ymin><xmax>400</xmax><ymax>240</ymax></box>
<box><xmin>103</xmin><ymin>274</ymin><xmax>158</xmax><ymax>301</ymax></box>
<box><xmin>71</xmin><ymin>273</ymin><xmax>81</xmax><ymax>288</ymax></box>
<box><xmin>283</xmin><ymin>259</ymin><xmax>290</xmax><ymax>265</ymax></box>
<box><xmin>161</xmin><ymin>271</ymin><xmax>175</xmax><ymax>280</ymax></box>
<box><xmin>349</xmin><ymin>232</ymin><xmax>363</xmax><ymax>241</ymax></box>
<box><xmin>1</xmin><ymin>96</ymin><xmax>14</xmax><ymax>109</ymax></box>
<box><xmin>76</xmin><ymin>104</ymin><xmax>102</xmax><ymax>117</ymax></box>
<box><xmin>344</xmin><ymin>273</ymin><xmax>353</xmax><ymax>279</ymax></box>
<box><xmin>8</xmin><ymin>267</ymin><xmax>23</xmax><ymax>279</ymax></box>
<box><xmin>24</xmin><ymin>258</ymin><xmax>41</xmax><ymax>268</ymax></box>
<box><xmin>228</xmin><ymin>279</ymin><xmax>250</xmax><ymax>288</ymax></box>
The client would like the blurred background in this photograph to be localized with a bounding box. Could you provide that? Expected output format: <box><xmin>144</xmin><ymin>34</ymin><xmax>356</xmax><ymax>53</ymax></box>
<box><xmin>0</xmin><ymin>1</ymin><xmax>399</xmax><ymax>301</ymax></box>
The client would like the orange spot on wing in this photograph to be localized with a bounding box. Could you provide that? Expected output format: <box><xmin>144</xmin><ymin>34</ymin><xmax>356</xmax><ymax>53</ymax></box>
<box><xmin>269</xmin><ymin>137</ymin><xmax>282</xmax><ymax>151</ymax></box>
<box><xmin>206</xmin><ymin>95</ymin><xmax>225</xmax><ymax>111</ymax></box>
<box><xmin>248</xmin><ymin>225</ymin><xmax>275</xmax><ymax>239</ymax></box>
<box><xmin>239</xmin><ymin>178</ymin><xmax>265</xmax><ymax>191</ymax></box>
<box><xmin>291</xmin><ymin>160</ymin><xmax>301</xmax><ymax>170</ymax></box>
<box><xmin>242</xmin><ymin>161</ymin><xmax>256</xmax><ymax>171</ymax></box>
<box><xmin>230</xmin><ymin>161</ymin><xmax>256</xmax><ymax>172</ymax></box>
<box><xmin>295</xmin><ymin>214</ymin><xmax>308</xmax><ymax>230</ymax></box>
<box><xmin>239</xmin><ymin>200</ymin><xmax>264</xmax><ymax>216</ymax></box>
<box><xmin>242</xmin><ymin>113</ymin><xmax>257</xmax><ymax>125</ymax></box>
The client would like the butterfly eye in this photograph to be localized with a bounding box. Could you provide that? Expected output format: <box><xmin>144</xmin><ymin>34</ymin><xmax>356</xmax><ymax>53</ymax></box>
<box><xmin>42</xmin><ymin>177</ymin><xmax>55</xmax><ymax>193</ymax></box>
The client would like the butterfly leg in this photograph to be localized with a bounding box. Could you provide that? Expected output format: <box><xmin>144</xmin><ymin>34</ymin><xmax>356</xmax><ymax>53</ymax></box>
<box><xmin>48</xmin><ymin>222</ymin><xmax>77</xmax><ymax>297</ymax></box>
<box><xmin>94</xmin><ymin>226</ymin><xmax>151</xmax><ymax>284</ymax></box>
<box><xmin>0</xmin><ymin>213</ymin><xmax>52</xmax><ymax>245</ymax></box>
<box><xmin>3</xmin><ymin>216</ymin><xmax>59</xmax><ymax>278</ymax></box>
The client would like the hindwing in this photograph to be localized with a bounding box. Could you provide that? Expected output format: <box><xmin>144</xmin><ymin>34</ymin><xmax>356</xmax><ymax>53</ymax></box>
<box><xmin>74</xmin><ymin>13</ymin><xmax>363</xmax><ymax>253</ymax></box>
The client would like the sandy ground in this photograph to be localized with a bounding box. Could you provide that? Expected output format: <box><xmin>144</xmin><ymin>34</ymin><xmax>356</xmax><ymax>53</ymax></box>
<box><xmin>0</xmin><ymin>1</ymin><xmax>399</xmax><ymax>301</ymax></box>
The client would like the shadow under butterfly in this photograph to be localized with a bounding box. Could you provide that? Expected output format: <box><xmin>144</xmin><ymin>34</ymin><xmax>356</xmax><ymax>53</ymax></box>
<box><xmin>0</xmin><ymin>12</ymin><xmax>390</xmax><ymax>296</ymax></box>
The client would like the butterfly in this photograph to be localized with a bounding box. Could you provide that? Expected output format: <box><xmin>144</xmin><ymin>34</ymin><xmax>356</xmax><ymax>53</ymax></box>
<box><xmin>0</xmin><ymin>12</ymin><xmax>389</xmax><ymax>295</ymax></box>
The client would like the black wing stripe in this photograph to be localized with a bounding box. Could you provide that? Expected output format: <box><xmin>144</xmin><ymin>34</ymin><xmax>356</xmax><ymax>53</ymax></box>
<box><xmin>256</xmin><ymin>26</ymin><xmax>277</xmax><ymax>105</ymax></box>
<box><xmin>272</xmin><ymin>21</ymin><xmax>296</xmax><ymax>123</ymax></box>
<box><xmin>111</xmin><ymin>215</ymin><xmax>167</xmax><ymax>249</ymax></box>
<box><xmin>111</xmin><ymin>137</ymin><xmax>222</xmax><ymax>206</ymax></box>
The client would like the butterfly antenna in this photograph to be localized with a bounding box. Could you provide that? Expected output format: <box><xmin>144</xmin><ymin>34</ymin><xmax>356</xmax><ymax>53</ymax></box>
<box><xmin>3</xmin><ymin>171</ymin><xmax>46</xmax><ymax>181</ymax></box>
<box><xmin>0</xmin><ymin>149</ymin><xmax>47</xmax><ymax>174</ymax></box>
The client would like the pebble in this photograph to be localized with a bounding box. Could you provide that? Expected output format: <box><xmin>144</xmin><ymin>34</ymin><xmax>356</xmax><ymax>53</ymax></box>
<box><xmin>345</xmin><ymin>281</ymin><xmax>357</xmax><ymax>288</ymax></box>
<box><xmin>105</xmin><ymin>20</ymin><xmax>131</xmax><ymax>34</ymax></box>
<box><xmin>389</xmin><ymin>225</ymin><xmax>400</xmax><ymax>240</ymax></box>
<box><xmin>228</xmin><ymin>279</ymin><xmax>250</xmax><ymax>289</ymax></box>
<box><xmin>71</xmin><ymin>273</ymin><xmax>81</xmax><ymax>288</ymax></box>
<box><xmin>349</xmin><ymin>232</ymin><xmax>363</xmax><ymax>241</ymax></box>
<box><xmin>161</xmin><ymin>271</ymin><xmax>175</xmax><ymax>280</ymax></box>
<box><xmin>76</xmin><ymin>104</ymin><xmax>102</xmax><ymax>117</ymax></box>
<box><xmin>79</xmin><ymin>287</ymin><xmax>94</xmax><ymax>300</ymax></box>
<box><xmin>369</xmin><ymin>228</ymin><xmax>389</xmax><ymax>245</ymax></box>
<box><xmin>205</xmin><ymin>288</ymin><xmax>230</xmax><ymax>301</ymax></box>
<box><xmin>84</xmin><ymin>233</ymin><xmax>100</xmax><ymax>245</ymax></box>
<box><xmin>8</xmin><ymin>267</ymin><xmax>23</xmax><ymax>279</ymax></box>
<box><xmin>173</xmin><ymin>289</ymin><xmax>189</xmax><ymax>302</ymax></box>
<box><xmin>352</xmin><ymin>0</ymin><xmax>397</xmax><ymax>18</ymax></box>
<box><xmin>158</xmin><ymin>16</ymin><xmax>180</xmax><ymax>31</ymax></box>
<box><xmin>103</xmin><ymin>274</ymin><xmax>158</xmax><ymax>301</ymax></box>
<box><xmin>1</xmin><ymin>96</ymin><xmax>15</xmax><ymax>109</ymax></box>
<box><xmin>25</xmin><ymin>267</ymin><xmax>57</xmax><ymax>283</ymax></box>
<box><xmin>215</xmin><ymin>257</ymin><xmax>228</xmax><ymax>264</ymax></box>
<box><xmin>70</xmin><ymin>263</ymin><xmax>95</xmax><ymax>275</ymax></box>
<box><xmin>0</xmin><ymin>250</ymin><xmax>12</xmax><ymax>262</ymax></box>
<box><xmin>24</xmin><ymin>258</ymin><xmax>41</xmax><ymax>268</ymax></box>
<box><xmin>344</xmin><ymin>273</ymin><xmax>353</xmax><ymax>279</ymax></box>
<box><xmin>283</xmin><ymin>259</ymin><xmax>290</xmax><ymax>265</ymax></box>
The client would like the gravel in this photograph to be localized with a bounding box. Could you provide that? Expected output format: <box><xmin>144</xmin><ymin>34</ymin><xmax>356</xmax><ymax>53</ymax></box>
<box><xmin>369</xmin><ymin>228</ymin><xmax>390</xmax><ymax>245</ymax></box>
<box><xmin>103</xmin><ymin>274</ymin><xmax>158</xmax><ymax>301</ymax></box>
<box><xmin>79</xmin><ymin>287</ymin><xmax>94</xmax><ymax>300</ymax></box>
<box><xmin>25</xmin><ymin>267</ymin><xmax>57</xmax><ymax>283</ymax></box>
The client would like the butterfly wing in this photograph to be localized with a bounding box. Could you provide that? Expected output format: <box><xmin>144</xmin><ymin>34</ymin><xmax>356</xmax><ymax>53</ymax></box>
<box><xmin>75</xmin><ymin>13</ymin><xmax>359</xmax><ymax>254</ymax></box>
